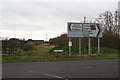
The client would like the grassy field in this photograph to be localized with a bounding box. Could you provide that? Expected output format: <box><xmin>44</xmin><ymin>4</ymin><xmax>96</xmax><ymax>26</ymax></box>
<box><xmin>2</xmin><ymin>45</ymin><xmax>119</xmax><ymax>63</ymax></box>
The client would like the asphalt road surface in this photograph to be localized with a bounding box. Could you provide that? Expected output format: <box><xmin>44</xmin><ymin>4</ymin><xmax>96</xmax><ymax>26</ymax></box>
<box><xmin>2</xmin><ymin>59</ymin><xmax>119</xmax><ymax>78</ymax></box>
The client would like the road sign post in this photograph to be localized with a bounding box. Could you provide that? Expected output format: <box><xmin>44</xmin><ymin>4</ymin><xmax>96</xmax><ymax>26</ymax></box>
<box><xmin>98</xmin><ymin>38</ymin><xmax>100</xmax><ymax>56</ymax></box>
<box><xmin>68</xmin><ymin>37</ymin><xmax>72</xmax><ymax>56</ymax></box>
<box><xmin>88</xmin><ymin>37</ymin><xmax>91</xmax><ymax>55</ymax></box>
<box><xmin>79</xmin><ymin>38</ymin><xmax>81</xmax><ymax>56</ymax></box>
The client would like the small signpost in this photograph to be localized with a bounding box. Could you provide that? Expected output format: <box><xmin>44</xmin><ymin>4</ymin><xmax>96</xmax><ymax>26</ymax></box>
<box><xmin>68</xmin><ymin>41</ymin><xmax>72</xmax><ymax>47</ymax></box>
<box><xmin>68</xmin><ymin>38</ymin><xmax>72</xmax><ymax>56</ymax></box>
<box><xmin>67</xmin><ymin>22</ymin><xmax>102</xmax><ymax>56</ymax></box>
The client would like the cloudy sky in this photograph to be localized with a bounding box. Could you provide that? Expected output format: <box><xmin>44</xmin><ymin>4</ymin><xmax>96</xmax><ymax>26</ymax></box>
<box><xmin>0</xmin><ymin>0</ymin><xmax>119</xmax><ymax>41</ymax></box>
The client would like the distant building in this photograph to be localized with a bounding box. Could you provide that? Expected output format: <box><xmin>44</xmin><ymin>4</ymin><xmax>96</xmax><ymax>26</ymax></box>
<box><xmin>9</xmin><ymin>38</ymin><xmax>20</xmax><ymax>43</ymax></box>
<box><xmin>9</xmin><ymin>38</ymin><xmax>19</xmax><ymax>40</ymax></box>
<box><xmin>26</xmin><ymin>39</ymin><xmax>44</xmax><ymax>45</ymax></box>
<box><xmin>34</xmin><ymin>40</ymin><xmax>44</xmax><ymax>44</ymax></box>
<box><xmin>26</xmin><ymin>39</ymin><xmax>35</xmax><ymax>44</ymax></box>
<box><xmin>9</xmin><ymin>38</ymin><xmax>44</xmax><ymax>45</ymax></box>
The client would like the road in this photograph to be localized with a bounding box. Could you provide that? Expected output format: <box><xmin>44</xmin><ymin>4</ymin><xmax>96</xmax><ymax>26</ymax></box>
<box><xmin>2</xmin><ymin>59</ymin><xmax>118</xmax><ymax>79</ymax></box>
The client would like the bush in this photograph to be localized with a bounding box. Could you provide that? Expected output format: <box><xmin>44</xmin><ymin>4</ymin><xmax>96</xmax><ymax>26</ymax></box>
<box><xmin>23</xmin><ymin>50</ymin><xmax>37</xmax><ymax>55</ymax></box>
<box><xmin>22</xmin><ymin>43</ymin><xmax>35</xmax><ymax>52</ymax></box>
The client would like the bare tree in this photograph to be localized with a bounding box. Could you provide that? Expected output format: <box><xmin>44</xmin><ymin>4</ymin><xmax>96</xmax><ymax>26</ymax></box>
<box><xmin>95</xmin><ymin>11</ymin><xmax>118</xmax><ymax>35</ymax></box>
<box><xmin>95</xmin><ymin>11</ymin><xmax>119</xmax><ymax>49</ymax></box>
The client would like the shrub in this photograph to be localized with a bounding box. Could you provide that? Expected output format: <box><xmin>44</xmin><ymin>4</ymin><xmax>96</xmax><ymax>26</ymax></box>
<box><xmin>22</xmin><ymin>43</ymin><xmax>35</xmax><ymax>52</ymax></box>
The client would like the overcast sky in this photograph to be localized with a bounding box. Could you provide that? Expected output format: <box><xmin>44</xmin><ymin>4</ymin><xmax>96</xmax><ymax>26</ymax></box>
<box><xmin>0</xmin><ymin>0</ymin><xmax>119</xmax><ymax>41</ymax></box>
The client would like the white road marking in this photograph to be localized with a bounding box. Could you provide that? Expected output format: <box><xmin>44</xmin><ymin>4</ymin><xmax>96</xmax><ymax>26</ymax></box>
<box><xmin>40</xmin><ymin>72</ymin><xmax>63</xmax><ymax>79</ymax></box>
<box><xmin>27</xmin><ymin>70</ymin><xmax>68</xmax><ymax>80</ymax></box>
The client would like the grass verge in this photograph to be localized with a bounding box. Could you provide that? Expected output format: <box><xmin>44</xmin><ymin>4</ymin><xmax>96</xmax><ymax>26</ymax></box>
<box><xmin>2</xmin><ymin>53</ymin><xmax>118</xmax><ymax>63</ymax></box>
<box><xmin>2</xmin><ymin>46</ymin><xmax>119</xmax><ymax>63</ymax></box>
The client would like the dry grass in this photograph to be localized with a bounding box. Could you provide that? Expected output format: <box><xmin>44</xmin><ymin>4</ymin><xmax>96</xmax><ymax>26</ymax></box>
<box><xmin>35</xmin><ymin>44</ymin><xmax>54</xmax><ymax>55</ymax></box>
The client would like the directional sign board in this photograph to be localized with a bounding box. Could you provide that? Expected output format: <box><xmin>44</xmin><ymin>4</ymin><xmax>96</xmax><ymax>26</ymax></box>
<box><xmin>67</xmin><ymin>23</ymin><xmax>102</xmax><ymax>38</ymax></box>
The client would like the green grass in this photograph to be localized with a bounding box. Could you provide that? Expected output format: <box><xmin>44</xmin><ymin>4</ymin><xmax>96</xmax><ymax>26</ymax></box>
<box><xmin>2</xmin><ymin>53</ymin><xmax>118</xmax><ymax>63</ymax></box>
<box><xmin>2</xmin><ymin>46</ymin><xmax>119</xmax><ymax>63</ymax></box>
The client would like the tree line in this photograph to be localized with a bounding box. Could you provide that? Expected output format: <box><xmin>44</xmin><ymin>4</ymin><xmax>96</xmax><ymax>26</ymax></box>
<box><xmin>49</xmin><ymin>11</ymin><xmax>119</xmax><ymax>50</ymax></box>
<box><xmin>2</xmin><ymin>38</ymin><xmax>37</xmax><ymax>56</ymax></box>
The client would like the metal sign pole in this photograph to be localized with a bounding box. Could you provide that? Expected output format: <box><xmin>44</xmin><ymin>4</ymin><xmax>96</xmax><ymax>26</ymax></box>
<box><xmin>88</xmin><ymin>37</ymin><xmax>91</xmax><ymax>55</ymax></box>
<box><xmin>98</xmin><ymin>38</ymin><xmax>100</xmax><ymax>56</ymax></box>
<box><xmin>69</xmin><ymin>37</ymin><xmax>71</xmax><ymax>56</ymax></box>
<box><xmin>79</xmin><ymin>38</ymin><xmax>81</xmax><ymax>56</ymax></box>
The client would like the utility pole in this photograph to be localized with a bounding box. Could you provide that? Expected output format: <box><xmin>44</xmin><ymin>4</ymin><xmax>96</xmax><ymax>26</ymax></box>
<box><xmin>84</xmin><ymin>17</ymin><xmax>86</xmax><ymax>23</ymax></box>
<box><xmin>45</xmin><ymin>34</ymin><xmax>48</xmax><ymax>42</ymax></box>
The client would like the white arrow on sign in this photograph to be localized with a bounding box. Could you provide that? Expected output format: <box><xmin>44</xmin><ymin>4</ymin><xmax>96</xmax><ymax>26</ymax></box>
<box><xmin>70</xmin><ymin>24</ymin><xmax>82</xmax><ymax>31</ymax></box>
<box><xmin>96</xmin><ymin>24</ymin><xmax>101</xmax><ymax>37</ymax></box>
